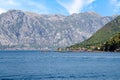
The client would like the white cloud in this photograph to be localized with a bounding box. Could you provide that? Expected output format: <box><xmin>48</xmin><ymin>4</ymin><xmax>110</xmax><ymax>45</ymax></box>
<box><xmin>0</xmin><ymin>0</ymin><xmax>49</xmax><ymax>14</ymax></box>
<box><xmin>8</xmin><ymin>0</ymin><xmax>20</xmax><ymax>6</ymax></box>
<box><xmin>0</xmin><ymin>0</ymin><xmax>20</xmax><ymax>6</ymax></box>
<box><xmin>0</xmin><ymin>8</ymin><xmax>6</xmax><ymax>14</ymax></box>
<box><xmin>57</xmin><ymin>0</ymin><xmax>95</xmax><ymax>14</ymax></box>
<box><xmin>0</xmin><ymin>0</ymin><xmax>19</xmax><ymax>14</ymax></box>
<box><xmin>111</xmin><ymin>0</ymin><xmax>120</xmax><ymax>13</ymax></box>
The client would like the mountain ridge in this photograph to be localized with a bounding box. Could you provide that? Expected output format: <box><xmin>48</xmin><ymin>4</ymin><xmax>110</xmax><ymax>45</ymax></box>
<box><xmin>0</xmin><ymin>10</ymin><xmax>116</xmax><ymax>50</ymax></box>
<box><xmin>69</xmin><ymin>16</ymin><xmax>120</xmax><ymax>51</ymax></box>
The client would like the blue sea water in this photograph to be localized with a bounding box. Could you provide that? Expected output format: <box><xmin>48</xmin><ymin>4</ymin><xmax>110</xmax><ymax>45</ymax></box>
<box><xmin>0</xmin><ymin>51</ymin><xmax>120</xmax><ymax>80</ymax></box>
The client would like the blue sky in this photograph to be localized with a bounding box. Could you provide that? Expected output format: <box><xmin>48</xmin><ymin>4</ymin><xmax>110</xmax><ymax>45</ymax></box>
<box><xmin>0</xmin><ymin>0</ymin><xmax>120</xmax><ymax>16</ymax></box>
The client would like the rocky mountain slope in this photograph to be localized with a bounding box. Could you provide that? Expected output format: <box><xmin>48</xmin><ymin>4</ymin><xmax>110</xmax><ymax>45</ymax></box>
<box><xmin>70</xmin><ymin>16</ymin><xmax>120</xmax><ymax>49</ymax></box>
<box><xmin>0</xmin><ymin>10</ymin><xmax>116</xmax><ymax>50</ymax></box>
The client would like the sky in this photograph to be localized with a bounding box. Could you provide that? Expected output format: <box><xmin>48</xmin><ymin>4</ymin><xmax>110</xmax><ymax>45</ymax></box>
<box><xmin>0</xmin><ymin>0</ymin><xmax>120</xmax><ymax>16</ymax></box>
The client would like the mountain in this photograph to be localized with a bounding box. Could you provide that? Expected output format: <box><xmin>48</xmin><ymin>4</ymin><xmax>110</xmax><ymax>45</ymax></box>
<box><xmin>70</xmin><ymin>16</ymin><xmax>120</xmax><ymax>50</ymax></box>
<box><xmin>0</xmin><ymin>10</ymin><xmax>116</xmax><ymax>50</ymax></box>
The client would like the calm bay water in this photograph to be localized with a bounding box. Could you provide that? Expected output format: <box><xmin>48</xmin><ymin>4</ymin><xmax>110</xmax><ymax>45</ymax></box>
<box><xmin>0</xmin><ymin>51</ymin><xmax>120</xmax><ymax>80</ymax></box>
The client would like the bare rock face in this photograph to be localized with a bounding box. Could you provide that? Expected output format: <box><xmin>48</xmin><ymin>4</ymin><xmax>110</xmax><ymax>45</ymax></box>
<box><xmin>0</xmin><ymin>10</ymin><xmax>116</xmax><ymax>50</ymax></box>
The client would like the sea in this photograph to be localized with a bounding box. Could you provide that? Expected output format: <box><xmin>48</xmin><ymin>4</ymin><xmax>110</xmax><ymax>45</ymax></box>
<box><xmin>0</xmin><ymin>51</ymin><xmax>120</xmax><ymax>80</ymax></box>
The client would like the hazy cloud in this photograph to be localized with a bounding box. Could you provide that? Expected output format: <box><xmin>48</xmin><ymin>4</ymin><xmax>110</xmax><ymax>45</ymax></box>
<box><xmin>0</xmin><ymin>8</ymin><xmax>6</xmax><ymax>14</ymax></box>
<box><xmin>111</xmin><ymin>0</ymin><xmax>120</xmax><ymax>13</ymax></box>
<box><xmin>0</xmin><ymin>0</ymin><xmax>49</xmax><ymax>14</ymax></box>
<box><xmin>0</xmin><ymin>0</ymin><xmax>20</xmax><ymax>14</ymax></box>
<box><xmin>0</xmin><ymin>0</ymin><xmax>20</xmax><ymax>6</ymax></box>
<box><xmin>57</xmin><ymin>0</ymin><xmax>95</xmax><ymax>14</ymax></box>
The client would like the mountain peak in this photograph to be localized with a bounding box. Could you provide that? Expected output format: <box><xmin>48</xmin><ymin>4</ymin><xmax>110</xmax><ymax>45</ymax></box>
<box><xmin>7</xmin><ymin>9</ymin><xmax>24</xmax><ymax>13</ymax></box>
<box><xmin>86</xmin><ymin>11</ymin><xmax>98</xmax><ymax>14</ymax></box>
<box><xmin>70</xmin><ymin>11</ymin><xmax>101</xmax><ymax>18</ymax></box>
<box><xmin>85</xmin><ymin>11</ymin><xmax>101</xmax><ymax>17</ymax></box>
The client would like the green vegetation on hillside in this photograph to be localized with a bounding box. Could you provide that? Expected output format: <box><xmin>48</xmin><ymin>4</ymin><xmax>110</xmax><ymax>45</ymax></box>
<box><xmin>70</xmin><ymin>16</ymin><xmax>120</xmax><ymax>50</ymax></box>
<box><xmin>101</xmin><ymin>33</ymin><xmax>120</xmax><ymax>51</ymax></box>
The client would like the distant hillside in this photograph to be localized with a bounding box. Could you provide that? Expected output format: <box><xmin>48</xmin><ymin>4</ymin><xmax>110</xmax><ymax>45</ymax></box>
<box><xmin>0</xmin><ymin>10</ymin><xmax>115</xmax><ymax>50</ymax></box>
<box><xmin>70</xmin><ymin>16</ymin><xmax>120</xmax><ymax>49</ymax></box>
<box><xmin>101</xmin><ymin>33</ymin><xmax>120</xmax><ymax>51</ymax></box>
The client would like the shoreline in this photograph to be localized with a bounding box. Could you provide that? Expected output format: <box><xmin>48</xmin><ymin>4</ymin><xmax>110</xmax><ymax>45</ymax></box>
<box><xmin>0</xmin><ymin>50</ymin><xmax>119</xmax><ymax>53</ymax></box>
